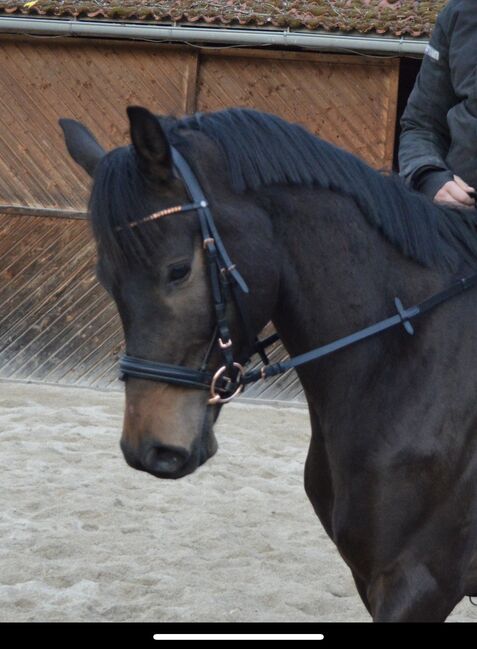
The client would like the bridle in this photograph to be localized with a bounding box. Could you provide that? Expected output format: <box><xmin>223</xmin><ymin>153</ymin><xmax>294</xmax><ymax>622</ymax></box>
<box><xmin>119</xmin><ymin>146</ymin><xmax>477</xmax><ymax>404</ymax></box>
<box><xmin>119</xmin><ymin>146</ymin><xmax>278</xmax><ymax>404</ymax></box>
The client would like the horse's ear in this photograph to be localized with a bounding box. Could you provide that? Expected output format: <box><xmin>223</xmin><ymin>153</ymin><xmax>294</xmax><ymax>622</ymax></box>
<box><xmin>59</xmin><ymin>118</ymin><xmax>105</xmax><ymax>178</ymax></box>
<box><xmin>127</xmin><ymin>106</ymin><xmax>172</xmax><ymax>181</ymax></box>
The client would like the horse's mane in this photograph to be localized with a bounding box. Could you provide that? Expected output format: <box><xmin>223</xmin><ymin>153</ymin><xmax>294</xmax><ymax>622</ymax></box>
<box><xmin>91</xmin><ymin>107</ymin><xmax>477</xmax><ymax>272</ymax></box>
<box><xmin>167</xmin><ymin>108</ymin><xmax>477</xmax><ymax>272</ymax></box>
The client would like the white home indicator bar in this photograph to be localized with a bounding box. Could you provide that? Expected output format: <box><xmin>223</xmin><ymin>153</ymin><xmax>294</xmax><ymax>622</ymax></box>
<box><xmin>153</xmin><ymin>634</ymin><xmax>324</xmax><ymax>641</ymax></box>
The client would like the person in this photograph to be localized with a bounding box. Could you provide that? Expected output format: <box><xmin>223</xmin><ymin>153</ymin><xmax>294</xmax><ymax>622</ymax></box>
<box><xmin>399</xmin><ymin>0</ymin><xmax>477</xmax><ymax>208</ymax></box>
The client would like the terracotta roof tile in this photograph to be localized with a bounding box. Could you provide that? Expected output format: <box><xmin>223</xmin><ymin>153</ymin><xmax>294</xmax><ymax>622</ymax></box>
<box><xmin>0</xmin><ymin>1</ymin><xmax>449</xmax><ymax>37</ymax></box>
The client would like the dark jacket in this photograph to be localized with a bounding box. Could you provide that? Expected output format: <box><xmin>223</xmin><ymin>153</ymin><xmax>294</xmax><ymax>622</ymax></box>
<box><xmin>399</xmin><ymin>0</ymin><xmax>477</xmax><ymax>198</ymax></box>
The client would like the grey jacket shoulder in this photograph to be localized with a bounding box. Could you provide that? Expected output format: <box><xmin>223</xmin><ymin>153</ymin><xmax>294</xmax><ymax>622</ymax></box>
<box><xmin>398</xmin><ymin>0</ymin><xmax>477</xmax><ymax>192</ymax></box>
<box><xmin>437</xmin><ymin>0</ymin><xmax>464</xmax><ymax>26</ymax></box>
<box><xmin>435</xmin><ymin>0</ymin><xmax>473</xmax><ymax>31</ymax></box>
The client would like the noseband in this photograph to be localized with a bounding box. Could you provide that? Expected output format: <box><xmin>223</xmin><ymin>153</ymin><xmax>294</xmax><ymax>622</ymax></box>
<box><xmin>119</xmin><ymin>146</ymin><xmax>477</xmax><ymax>404</ymax></box>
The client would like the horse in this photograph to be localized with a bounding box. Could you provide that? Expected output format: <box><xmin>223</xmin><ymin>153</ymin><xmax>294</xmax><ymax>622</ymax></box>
<box><xmin>60</xmin><ymin>106</ymin><xmax>477</xmax><ymax>622</ymax></box>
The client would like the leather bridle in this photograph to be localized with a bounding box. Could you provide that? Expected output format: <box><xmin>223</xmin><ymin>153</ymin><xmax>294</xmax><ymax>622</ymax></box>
<box><xmin>119</xmin><ymin>146</ymin><xmax>278</xmax><ymax>404</ymax></box>
<box><xmin>119</xmin><ymin>146</ymin><xmax>477</xmax><ymax>404</ymax></box>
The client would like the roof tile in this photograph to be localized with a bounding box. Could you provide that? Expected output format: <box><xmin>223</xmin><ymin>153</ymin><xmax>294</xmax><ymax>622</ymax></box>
<box><xmin>0</xmin><ymin>1</ymin><xmax>449</xmax><ymax>37</ymax></box>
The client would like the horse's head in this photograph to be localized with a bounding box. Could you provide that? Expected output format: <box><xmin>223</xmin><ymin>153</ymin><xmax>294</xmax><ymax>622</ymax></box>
<box><xmin>60</xmin><ymin>107</ymin><xmax>280</xmax><ymax>479</ymax></box>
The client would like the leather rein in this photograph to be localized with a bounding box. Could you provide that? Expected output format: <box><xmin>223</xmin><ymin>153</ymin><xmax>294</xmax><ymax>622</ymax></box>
<box><xmin>119</xmin><ymin>146</ymin><xmax>477</xmax><ymax>404</ymax></box>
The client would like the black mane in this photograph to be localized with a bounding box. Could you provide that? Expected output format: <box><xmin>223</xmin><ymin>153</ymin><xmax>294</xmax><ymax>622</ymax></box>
<box><xmin>93</xmin><ymin>107</ymin><xmax>477</xmax><ymax>272</ymax></box>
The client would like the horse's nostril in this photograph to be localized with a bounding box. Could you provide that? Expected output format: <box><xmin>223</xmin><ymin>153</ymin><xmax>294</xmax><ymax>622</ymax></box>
<box><xmin>144</xmin><ymin>445</ymin><xmax>189</xmax><ymax>476</ymax></box>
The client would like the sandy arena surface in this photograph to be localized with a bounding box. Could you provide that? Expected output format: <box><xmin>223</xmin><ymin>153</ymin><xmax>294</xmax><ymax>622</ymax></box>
<box><xmin>1</xmin><ymin>380</ymin><xmax>476</xmax><ymax>623</ymax></box>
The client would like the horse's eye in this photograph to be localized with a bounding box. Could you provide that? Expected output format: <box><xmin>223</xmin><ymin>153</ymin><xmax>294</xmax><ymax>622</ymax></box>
<box><xmin>168</xmin><ymin>263</ymin><xmax>191</xmax><ymax>283</ymax></box>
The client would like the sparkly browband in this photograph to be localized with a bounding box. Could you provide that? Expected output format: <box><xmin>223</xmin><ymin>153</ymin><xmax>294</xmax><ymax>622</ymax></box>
<box><xmin>116</xmin><ymin>200</ymin><xmax>208</xmax><ymax>231</ymax></box>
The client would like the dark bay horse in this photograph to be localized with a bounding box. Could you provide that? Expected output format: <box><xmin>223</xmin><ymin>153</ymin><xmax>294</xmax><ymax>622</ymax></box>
<box><xmin>60</xmin><ymin>106</ymin><xmax>477</xmax><ymax>622</ymax></box>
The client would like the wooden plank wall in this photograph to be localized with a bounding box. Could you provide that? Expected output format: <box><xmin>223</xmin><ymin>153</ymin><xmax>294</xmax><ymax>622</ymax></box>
<box><xmin>0</xmin><ymin>212</ymin><xmax>123</xmax><ymax>388</ymax></box>
<box><xmin>196</xmin><ymin>50</ymin><xmax>398</xmax><ymax>170</ymax></box>
<box><xmin>0</xmin><ymin>37</ymin><xmax>199</xmax><ymax>211</ymax></box>
<box><xmin>0</xmin><ymin>35</ymin><xmax>399</xmax><ymax>395</ymax></box>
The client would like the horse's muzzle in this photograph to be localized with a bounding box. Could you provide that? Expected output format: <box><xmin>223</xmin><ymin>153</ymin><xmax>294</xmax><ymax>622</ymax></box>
<box><xmin>120</xmin><ymin>438</ymin><xmax>212</xmax><ymax>479</ymax></box>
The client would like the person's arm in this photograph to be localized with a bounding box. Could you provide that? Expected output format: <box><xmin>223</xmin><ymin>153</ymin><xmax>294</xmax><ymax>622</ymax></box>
<box><xmin>411</xmin><ymin>166</ymin><xmax>454</xmax><ymax>200</ymax></box>
<box><xmin>398</xmin><ymin>8</ymin><xmax>457</xmax><ymax>191</ymax></box>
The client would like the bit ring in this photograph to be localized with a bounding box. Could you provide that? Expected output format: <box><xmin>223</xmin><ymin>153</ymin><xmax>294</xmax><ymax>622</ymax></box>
<box><xmin>208</xmin><ymin>363</ymin><xmax>244</xmax><ymax>404</ymax></box>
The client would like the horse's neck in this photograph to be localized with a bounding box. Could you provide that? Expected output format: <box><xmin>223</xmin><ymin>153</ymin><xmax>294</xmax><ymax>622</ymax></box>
<box><xmin>272</xmin><ymin>189</ymin><xmax>384</xmax><ymax>346</ymax></box>
<box><xmin>269</xmin><ymin>187</ymin><xmax>439</xmax><ymax>400</ymax></box>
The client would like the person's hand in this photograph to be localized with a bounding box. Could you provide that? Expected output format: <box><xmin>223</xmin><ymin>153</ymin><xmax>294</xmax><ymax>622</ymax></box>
<box><xmin>434</xmin><ymin>175</ymin><xmax>476</xmax><ymax>207</ymax></box>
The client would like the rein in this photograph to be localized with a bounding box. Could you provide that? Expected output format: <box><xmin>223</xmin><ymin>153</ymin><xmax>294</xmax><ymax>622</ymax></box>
<box><xmin>119</xmin><ymin>146</ymin><xmax>477</xmax><ymax>403</ymax></box>
<box><xmin>243</xmin><ymin>274</ymin><xmax>477</xmax><ymax>384</ymax></box>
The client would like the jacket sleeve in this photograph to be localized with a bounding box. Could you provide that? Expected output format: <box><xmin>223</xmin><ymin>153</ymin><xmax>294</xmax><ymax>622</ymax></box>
<box><xmin>398</xmin><ymin>7</ymin><xmax>459</xmax><ymax>189</ymax></box>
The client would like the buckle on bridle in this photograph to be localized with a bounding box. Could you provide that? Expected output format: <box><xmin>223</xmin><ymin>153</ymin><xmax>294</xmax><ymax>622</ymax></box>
<box><xmin>208</xmin><ymin>363</ymin><xmax>244</xmax><ymax>405</ymax></box>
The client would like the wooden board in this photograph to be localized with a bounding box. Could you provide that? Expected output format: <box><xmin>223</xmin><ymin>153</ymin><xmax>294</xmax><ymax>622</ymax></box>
<box><xmin>0</xmin><ymin>37</ymin><xmax>198</xmax><ymax>210</ymax></box>
<box><xmin>0</xmin><ymin>212</ymin><xmax>123</xmax><ymax>388</ymax></box>
<box><xmin>198</xmin><ymin>49</ymin><xmax>399</xmax><ymax>170</ymax></box>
